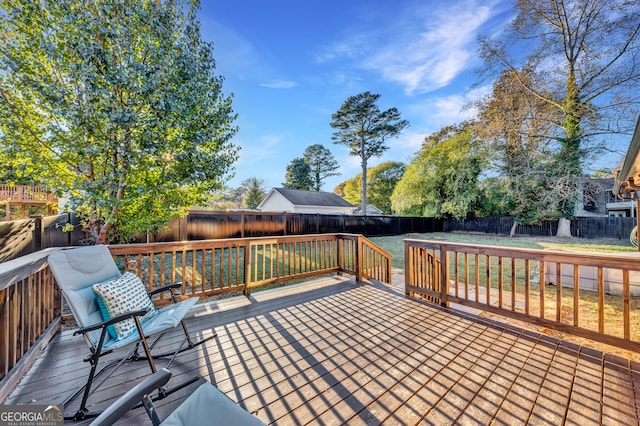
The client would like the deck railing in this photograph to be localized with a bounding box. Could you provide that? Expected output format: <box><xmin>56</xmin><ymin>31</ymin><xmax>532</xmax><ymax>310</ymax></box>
<box><xmin>405</xmin><ymin>239</ymin><xmax>640</xmax><ymax>352</ymax></box>
<box><xmin>0</xmin><ymin>233</ymin><xmax>391</xmax><ymax>399</ymax></box>
<box><xmin>0</xmin><ymin>249</ymin><xmax>61</xmax><ymax>401</ymax></box>
<box><xmin>107</xmin><ymin>233</ymin><xmax>392</xmax><ymax>301</ymax></box>
<box><xmin>0</xmin><ymin>185</ymin><xmax>58</xmax><ymax>204</ymax></box>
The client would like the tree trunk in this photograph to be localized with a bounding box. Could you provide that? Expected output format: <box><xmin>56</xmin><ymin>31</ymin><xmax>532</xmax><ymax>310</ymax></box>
<box><xmin>509</xmin><ymin>220</ymin><xmax>518</xmax><ymax>237</ymax></box>
<box><xmin>360</xmin><ymin>141</ymin><xmax>367</xmax><ymax>215</ymax></box>
<box><xmin>556</xmin><ymin>217</ymin><xmax>572</xmax><ymax>237</ymax></box>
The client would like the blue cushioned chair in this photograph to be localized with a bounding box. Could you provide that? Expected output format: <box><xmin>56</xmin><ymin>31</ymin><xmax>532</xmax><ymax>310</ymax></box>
<box><xmin>89</xmin><ymin>369</ymin><xmax>266</xmax><ymax>426</ymax></box>
<box><xmin>48</xmin><ymin>245</ymin><xmax>214</xmax><ymax>421</ymax></box>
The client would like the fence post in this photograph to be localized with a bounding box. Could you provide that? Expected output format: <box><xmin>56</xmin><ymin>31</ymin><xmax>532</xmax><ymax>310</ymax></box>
<box><xmin>241</xmin><ymin>211</ymin><xmax>245</xmax><ymax>239</ymax></box>
<box><xmin>30</xmin><ymin>214</ymin><xmax>44</xmax><ymax>251</ymax></box>
<box><xmin>283</xmin><ymin>212</ymin><xmax>287</xmax><ymax>236</ymax></box>
<box><xmin>67</xmin><ymin>212</ymin><xmax>72</xmax><ymax>247</ymax></box>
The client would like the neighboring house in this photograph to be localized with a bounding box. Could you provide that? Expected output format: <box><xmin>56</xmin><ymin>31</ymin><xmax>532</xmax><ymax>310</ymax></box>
<box><xmin>258</xmin><ymin>188</ymin><xmax>355</xmax><ymax>215</ymax></box>
<box><xmin>352</xmin><ymin>204</ymin><xmax>384</xmax><ymax>215</ymax></box>
<box><xmin>574</xmin><ymin>177</ymin><xmax>636</xmax><ymax>218</ymax></box>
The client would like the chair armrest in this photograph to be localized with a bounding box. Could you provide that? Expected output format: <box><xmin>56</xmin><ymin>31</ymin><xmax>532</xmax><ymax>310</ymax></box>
<box><xmin>74</xmin><ymin>308</ymin><xmax>150</xmax><ymax>335</ymax></box>
<box><xmin>89</xmin><ymin>369</ymin><xmax>173</xmax><ymax>426</ymax></box>
<box><xmin>148</xmin><ymin>283</ymin><xmax>182</xmax><ymax>297</ymax></box>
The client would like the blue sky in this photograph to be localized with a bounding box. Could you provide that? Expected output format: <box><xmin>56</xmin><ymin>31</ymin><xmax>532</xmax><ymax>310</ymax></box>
<box><xmin>197</xmin><ymin>0</ymin><xmax>617</xmax><ymax>193</ymax></box>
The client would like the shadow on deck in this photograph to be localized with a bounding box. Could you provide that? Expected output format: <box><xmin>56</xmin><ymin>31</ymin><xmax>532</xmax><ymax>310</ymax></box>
<box><xmin>7</xmin><ymin>276</ymin><xmax>640</xmax><ymax>425</ymax></box>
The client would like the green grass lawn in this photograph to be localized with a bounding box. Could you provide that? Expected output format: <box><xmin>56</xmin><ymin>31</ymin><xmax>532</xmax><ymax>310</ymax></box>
<box><xmin>370</xmin><ymin>232</ymin><xmax>636</xmax><ymax>269</ymax></box>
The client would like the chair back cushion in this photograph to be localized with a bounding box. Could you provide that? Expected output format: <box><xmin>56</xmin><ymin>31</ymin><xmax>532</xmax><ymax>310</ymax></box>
<box><xmin>93</xmin><ymin>272</ymin><xmax>157</xmax><ymax>340</ymax></box>
<box><xmin>48</xmin><ymin>245</ymin><xmax>122</xmax><ymax>346</ymax></box>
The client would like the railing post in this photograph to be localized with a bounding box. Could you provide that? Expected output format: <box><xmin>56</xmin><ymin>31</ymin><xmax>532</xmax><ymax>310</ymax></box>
<box><xmin>404</xmin><ymin>240</ymin><xmax>411</xmax><ymax>296</ymax></box>
<box><xmin>336</xmin><ymin>235</ymin><xmax>343</xmax><ymax>276</ymax></box>
<box><xmin>439</xmin><ymin>244</ymin><xmax>449</xmax><ymax>307</ymax></box>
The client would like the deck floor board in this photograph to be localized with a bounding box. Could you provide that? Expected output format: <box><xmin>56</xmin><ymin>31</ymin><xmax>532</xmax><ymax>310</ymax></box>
<box><xmin>5</xmin><ymin>276</ymin><xmax>640</xmax><ymax>425</ymax></box>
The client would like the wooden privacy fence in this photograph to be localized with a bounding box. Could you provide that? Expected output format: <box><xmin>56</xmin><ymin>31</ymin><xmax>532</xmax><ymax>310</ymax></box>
<box><xmin>0</xmin><ymin>213</ymin><xmax>83</xmax><ymax>263</ymax></box>
<box><xmin>444</xmin><ymin>216</ymin><xmax>637</xmax><ymax>240</ymax></box>
<box><xmin>0</xmin><ymin>233</ymin><xmax>391</xmax><ymax>400</ymax></box>
<box><xmin>156</xmin><ymin>210</ymin><xmax>442</xmax><ymax>241</ymax></box>
<box><xmin>405</xmin><ymin>239</ymin><xmax>640</xmax><ymax>352</ymax></box>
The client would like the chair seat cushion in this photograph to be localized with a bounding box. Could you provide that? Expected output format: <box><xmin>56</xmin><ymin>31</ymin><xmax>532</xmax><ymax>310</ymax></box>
<box><xmin>93</xmin><ymin>272</ymin><xmax>157</xmax><ymax>340</ymax></box>
<box><xmin>101</xmin><ymin>296</ymin><xmax>199</xmax><ymax>351</ymax></box>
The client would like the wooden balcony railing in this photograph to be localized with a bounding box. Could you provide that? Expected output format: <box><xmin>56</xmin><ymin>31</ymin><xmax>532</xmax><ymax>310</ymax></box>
<box><xmin>0</xmin><ymin>185</ymin><xmax>58</xmax><ymax>204</ymax></box>
<box><xmin>405</xmin><ymin>239</ymin><xmax>640</xmax><ymax>353</ymax></box>
<box><xmin>0</xmin><ymin>249</ymin><xmax>61</xmax><ymax>401</ymax></box>
<box><xmin>107</xmin><ymin>233</ymin><xmax>392</xmax><ymax>301</ymax></box>
<box><xmin>0</xmin><ymin>233</ymin><xmax>391</xmax><ymax>399</ymax></box>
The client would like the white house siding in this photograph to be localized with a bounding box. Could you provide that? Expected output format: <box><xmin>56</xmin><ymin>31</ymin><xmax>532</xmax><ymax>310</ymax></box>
<box><xmin>259</xmin><ymin>192</ymin><xmax>295</xmax><ymax>212</ymax></box>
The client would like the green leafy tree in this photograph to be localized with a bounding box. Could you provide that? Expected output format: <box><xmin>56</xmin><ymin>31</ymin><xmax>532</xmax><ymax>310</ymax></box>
<box><xmin>368</xmin><ymin>161</ymin><xmax>405</xmax><ymax>214</ymax></box>
<box><xmin>338</xmin><ymin>174</ymin><xmax>362</xmax><ymax>206</ymax></box>
<box><xmin>283</xmin><ymin>157</ymin><xmax>313</xmax><ymax>190</ymax></box>
<box><xmin>0</xmin><ymin>0</ymin><xmax>238</xmax><ymax>243</ymax></box>
<box><xmin>242</xmin><ymin>177</ymin><xmax>267</xmax><ymax>210</ymax></box>
<box><xmin>478</xmin><ymin>0</ymin><xmax>640</xmax><ymax>235</ymax></box>
<box><xmin>392</xmin><ymin>124</ymin><xmax>486</xmax><ymax>219</ymax></box>
<box><xmin>476</xmin><ymin>177</ymin><xmax>514</xmax><ymax>217</ymax></box>
<box><xmin>333</xmin><ymin>181</ymin><xmax>346</xmax><ymax>198</ymax></box>
<box><xmin>207</xmin><ymin>185</ymin><xmax>248</xmax><ymax>211</ymax></box>
<box><xmin>331</xmin><ymin>91</ymin><xmax>409</xmax><ymax>214</ymax></box>
<box><xmin>338</xmin><ymin>161</ymin><xmax>405</xmax><ymax>214</ymax></box>
<box><xmin>303</xmin><ymin>144</ymin><xmax>340</xmax><ymax>191</ymax></box>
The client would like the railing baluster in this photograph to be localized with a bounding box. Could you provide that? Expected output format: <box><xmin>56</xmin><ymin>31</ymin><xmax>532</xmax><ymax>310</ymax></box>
<box><xmin>498</xmin><ymin>256</ymin><xmax>503</xmax><ymax>309</ymax></box>
<box><xmin>624</xmin><ymin>269</ymin><xmax>630</xmax><ymax>340</ymax></box>
<box><xmin>511</xmin><ymin>258</ymin><xmax>516</xmax><ymax>312</ymax></box>
<box><xmin>573</xmin><ymin>264</ymin><xmax>579</xmax><ymax>327</ymax></box>
<box><xmin>540</xmin><ymin>260</ymin><xmax>546</xmax><ymax>319</ymax></box>
<box><xmin>403</xmin><ymin>238</ymin><xmax>640</xmax><ymax>353</ymax></box>
<box><xmin>556</xmin><ymin>263</ymin><xmax>562</xmax><ymax>322</ymax></box>
<box><xmin>486</xmin><ymin>255</ymin><xmax>491</xmax><ymax>306</ymax></box>
<box><xmin>525</xmin><ymin>259</ymin><xmax>530</xmax><ymax>315</ymax></box>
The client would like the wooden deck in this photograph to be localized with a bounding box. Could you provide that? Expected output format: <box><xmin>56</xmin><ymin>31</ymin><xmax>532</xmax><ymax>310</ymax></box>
<box><xmin>6</xmin><ymin>276</ymin><xmax>640</xmax><ymax>425</ymax></box>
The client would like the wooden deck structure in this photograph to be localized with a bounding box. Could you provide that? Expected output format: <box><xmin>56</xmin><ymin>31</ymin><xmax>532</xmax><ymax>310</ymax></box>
<box><xmin>0</xmin><ymin>184</ymin><xmax>58</xmax><ymax>220</ymax></box>
<box><xmin>6</xmin><ymin>276</ymin><xmax>640</xmax><ymax>425</ymax></box>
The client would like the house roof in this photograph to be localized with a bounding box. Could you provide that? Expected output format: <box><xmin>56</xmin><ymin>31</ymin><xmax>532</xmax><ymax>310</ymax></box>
<box><xmin>353</xmin><ymin>204</ymin><xmax>384</xmax><ymax>215</ymax></box>
<box><xmin>270</xmin><ymin>188</ymin><xmax>354</xmax><ymax>207</ymax></box>
<box><xmin>614</xmin><ymin>115</ymin><xmax>640</xmax><ymax>196</ymax></box>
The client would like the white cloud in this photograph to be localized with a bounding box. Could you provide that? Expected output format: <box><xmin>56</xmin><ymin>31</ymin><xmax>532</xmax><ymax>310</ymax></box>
<box><xmin>260</xmin><ymin>80</ymin><xmax>299</xmax><ymax>89</ymax></box>
<box><xmin>405</xmin><ymin>83</ymin><xmax>492</xmax><ymax>132</ymax></box>
<box><xmin>318</xmin><ymin>0</ymin><xmax>504</xmax><ymax>95</ymax></box>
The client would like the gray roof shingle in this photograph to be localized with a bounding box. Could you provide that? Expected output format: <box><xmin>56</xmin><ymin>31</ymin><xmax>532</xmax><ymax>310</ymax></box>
<box><xmin>274</xmin><ymin>188</ymin><xmax>354</xmax><ymax>207</ymax></box>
